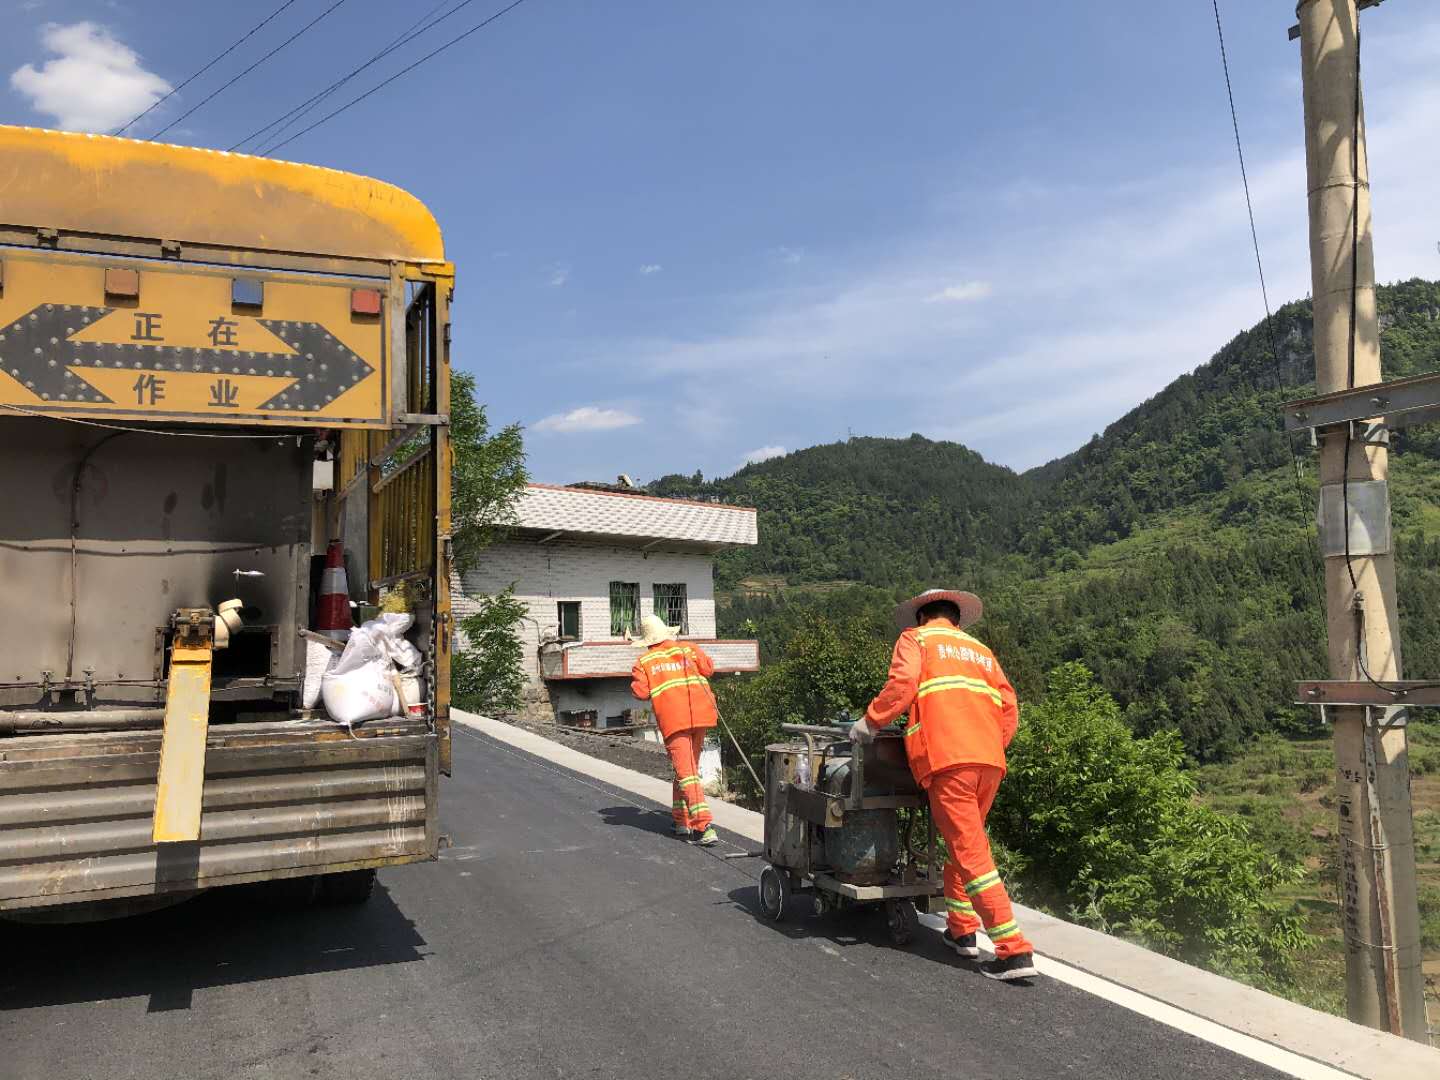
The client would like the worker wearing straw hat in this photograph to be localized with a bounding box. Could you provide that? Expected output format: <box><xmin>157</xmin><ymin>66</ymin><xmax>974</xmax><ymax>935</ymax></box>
<box><xmin>631</xmin><ymin>613</ymin><xmax>720</xmax><ymax>846</ymax></box>
<box><xmin>851</xmin><ymin>589</ymin><xmax>1037</xmax><ymax>982</ymax></box>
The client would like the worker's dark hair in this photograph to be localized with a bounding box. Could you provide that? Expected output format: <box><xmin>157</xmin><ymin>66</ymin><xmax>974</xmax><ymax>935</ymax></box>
<box><xmin>916</xmin><ymin>599</ymin><xmax>962</xmax><ymax>625</ymax></box>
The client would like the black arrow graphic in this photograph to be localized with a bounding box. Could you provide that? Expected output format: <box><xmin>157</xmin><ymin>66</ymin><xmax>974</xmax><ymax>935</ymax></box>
<box><xmin>0</xmin><ymin>304</ymin><xmax>114</xmax><ymax>403</ymax></box>
<box><xmin>0</xmin><ymin>305</ymin><xmax>375</xmax><ymax>412</ymax></box>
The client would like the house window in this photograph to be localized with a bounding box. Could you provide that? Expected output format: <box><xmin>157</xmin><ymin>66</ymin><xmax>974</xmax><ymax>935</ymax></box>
<box><xmin>652</xmin><ymin>583</ymin><xmax>689</xmax><ymax>635</ymax></box>
<box><xmin>557</xmin><ymin>601</ymin><xmax>581</xmax><ymax>641</ymax></box>
<box><xmin>609</xmin><ymin>582</ymin><xmax>639</xmax><ymax>637</ymax></box>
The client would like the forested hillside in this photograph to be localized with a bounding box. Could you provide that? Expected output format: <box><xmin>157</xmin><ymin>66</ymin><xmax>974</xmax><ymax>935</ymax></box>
<box><xmin>655</xmin><ymin>279</ymin><xmax>1440</xmax><ymax>761</ymax></box>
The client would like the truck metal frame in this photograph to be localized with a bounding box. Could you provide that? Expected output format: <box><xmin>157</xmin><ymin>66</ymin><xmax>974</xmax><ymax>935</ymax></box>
<box><xmin>0</xmin><ymin>126</ymin><xmax>453</xmax><ymax>913</ymax></box>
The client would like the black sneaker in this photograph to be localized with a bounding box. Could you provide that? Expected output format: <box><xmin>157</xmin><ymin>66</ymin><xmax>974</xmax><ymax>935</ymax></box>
<box><xmin>943</xmin><ymin>930</ymin><xmax>979</xmax><ymax>958</ymax></box>
<box><xmin>980</xmin><ymin>953</ymin><xmax>1038</xmax><ymax>981</ymax></box>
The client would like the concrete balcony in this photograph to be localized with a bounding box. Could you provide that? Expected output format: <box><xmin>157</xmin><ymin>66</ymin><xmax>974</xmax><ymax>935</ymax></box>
<box><xmin>540</xmin><ymin>639</ymin><xmax>759</xmax><ymax>681</ymax></box>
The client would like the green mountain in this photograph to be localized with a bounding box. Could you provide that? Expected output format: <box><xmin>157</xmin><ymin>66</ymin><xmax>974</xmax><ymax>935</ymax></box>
<box><xmin>655</xmin><ymin>278</ymin><xmax>1440</xmax><ymax>761</ymax></box>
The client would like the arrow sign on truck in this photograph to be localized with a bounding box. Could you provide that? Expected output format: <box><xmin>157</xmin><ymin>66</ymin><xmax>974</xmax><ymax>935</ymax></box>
<box><xmin>0</xmin><ymin>304</ymin><xmax>375</xmax><ymax>415</ymax></box>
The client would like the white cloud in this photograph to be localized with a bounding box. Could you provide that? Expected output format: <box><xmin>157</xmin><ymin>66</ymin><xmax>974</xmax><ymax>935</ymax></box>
<box><xmin>10</xmin><ymin>22</ymin><xmax>169</xmax><ymax>132</ymax></box>
<box><xmin>547</xmin><ymin>263</ymin><xmax>570</xmax><ymax>287</ymax></box>
<box><xmin>776</xmin><ymin>246</ymin><xmax>805</xmax><ymax>265</ymax></box>
<box><xmin>639</xmin><ymin>264</ymin><xmax>663</xmax><ymax>275</ymax></box>
<box><xmin>925</xmin><ymin>281</ymin><xmax>992</xmax><ymax>303</ymax></box>
<box><xmin>533</xmin><ymin>406</ymin><xmax>641</xmax><ymax>434</ymax></box>
<box><xmin>742</xmin><ymin>445</ymin><xmax>787</xmax><ymax>465</ymax></box>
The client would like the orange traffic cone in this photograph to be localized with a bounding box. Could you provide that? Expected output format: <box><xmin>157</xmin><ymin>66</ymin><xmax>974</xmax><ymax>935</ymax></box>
<box><xmin>316</xmin><ymin>539</ymin><xmax>352</xmax><ymax>641</ymax></box>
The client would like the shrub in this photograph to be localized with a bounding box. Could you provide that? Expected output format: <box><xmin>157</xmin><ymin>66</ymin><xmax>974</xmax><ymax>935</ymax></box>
<box><xmin>990</xmin><ymin>663</ymin><xmax>1311</xmax><ymax>989</ymax></box>
<box><xmin>452</xmin><ymin>588</ymin><xmax>526</xmax><ymax>715</ymax></box>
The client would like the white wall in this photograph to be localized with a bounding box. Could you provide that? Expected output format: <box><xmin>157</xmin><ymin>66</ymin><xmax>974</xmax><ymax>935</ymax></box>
<box><xmin>452</xmin><ymin>539</ymin><xmax>718</xmax><ymax>687</ymax></box>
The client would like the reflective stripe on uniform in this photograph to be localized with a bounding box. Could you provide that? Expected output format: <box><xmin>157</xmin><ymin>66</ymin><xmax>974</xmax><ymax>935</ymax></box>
<box><xmin>651</xmin><ymin>675</ymin><xmax>710</xmax><ymax>699</ymax></box>
<box><xmin>915</xmin><ymin>626</ymin><xmax>985</xmax><ymax>648</ymax></box>
<box><xmin>965</xmin><ymin>870</ymin><xmax>1002</xmax><ymax>897</ymax></box>
<box><xmin>988</xmin><ymin>919</ymin><xmax>1021</xmax><ymax>940</ymax></box>
<box><xmin>904</xmin><ymin>720</ymin><xmax>922</xmax><ymax>737</ymax></box>
<box><xmin>917</xmin><ymin>674</ymin><xmax>1003</xmax><ymax>707</ymax></box>
<box><xmin>678</xmin><ymin>775</ymin><xmax>702</xmax><ymax>788</ymax></box>
<box><xmin>644</xmin><ymin>646</ymin><xmax>692</xmax><ymax>663</ymax></box>
<box><xmin>945</xmin><ymin>897</ymin><xmax>975</xmax><ymax>914</ymax></box>
<box><xmin>689</xmin><ymin>803</ymin><xmax>710</xmax><ymax>814</ymax></box>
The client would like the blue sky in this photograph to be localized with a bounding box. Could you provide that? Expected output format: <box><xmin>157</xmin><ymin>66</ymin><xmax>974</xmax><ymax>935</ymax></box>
<box><xmin>4</xmin><ymin>1</ymin><xmax>1439</xmax><ymax>484</ymax></box>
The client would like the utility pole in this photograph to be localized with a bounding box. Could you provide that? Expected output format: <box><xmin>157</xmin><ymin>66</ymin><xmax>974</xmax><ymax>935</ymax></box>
<box><xmin>1295</xmin><ymin>0</ymin><xmax>1429</xmax><ymax>1042</ymax></box>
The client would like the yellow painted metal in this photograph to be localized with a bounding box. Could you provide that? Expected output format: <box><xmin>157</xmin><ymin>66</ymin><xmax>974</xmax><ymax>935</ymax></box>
<box><xmin>0</xmin><ymin>252</ymin><xmax>388</xmax><ymax>427</ymax></box>
<box><xmin>152</xmin><ymin>642</ymin><xmax>214</xmax><ymax>844</ymax></box>
<box><xmin>0</xmin><ymin>125</ymin><xmax>444</xmax><ymax>264</ymax></box>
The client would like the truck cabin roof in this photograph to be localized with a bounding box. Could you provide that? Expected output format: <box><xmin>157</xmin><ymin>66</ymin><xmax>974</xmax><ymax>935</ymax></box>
<box><xmin>0</xmin><ymin>125</ymin><xmax>444</xmax><ymax>266</ymax></box>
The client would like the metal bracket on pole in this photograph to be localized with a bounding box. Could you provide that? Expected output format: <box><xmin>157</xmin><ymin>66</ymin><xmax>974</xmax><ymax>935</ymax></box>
<box><xmin>1288</xmin><ymin>0</ymin><xmax>1386</xmax><ymax>40</ymax></box>
<box><xmin>1282</xmin><ymin>370</ymin><xmax>1440</xmax><ymax>434</ymax></box>
<box><xmin>1294</xmin><ymin>680</ymin><xmax>1440</xmax><ymax>712</ymax></box>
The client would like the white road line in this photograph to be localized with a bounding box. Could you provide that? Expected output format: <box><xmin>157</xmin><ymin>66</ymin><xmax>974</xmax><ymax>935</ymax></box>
<box><xmin>452</xmin><ymin>715</ymin><xmax>1384</xmax><ymax>1080</ymax></box>
<box><xmin>913</xmin><ymin>913</ymin><xmax>1354</xmax><ymax>1080</ymax></box>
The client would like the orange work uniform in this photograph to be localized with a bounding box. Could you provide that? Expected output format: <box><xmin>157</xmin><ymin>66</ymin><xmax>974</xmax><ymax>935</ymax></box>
<box><xmin>631</xmin><ymin>639</ymin><xmax>718</xmax><ymax>832</ymax></box>
<box><xmin>863</xmin><ymin>623</ymin><xmax>1033</xmax><ymax>959</ymax></box>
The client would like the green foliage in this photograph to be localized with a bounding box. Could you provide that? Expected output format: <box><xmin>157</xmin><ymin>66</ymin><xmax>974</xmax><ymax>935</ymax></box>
<box><xmin>713</xmin><ymin>615</ymin><xmax>891</xmax><ymax>796</ymax></box>
<box><xmin>452</xmin><ymin>588</ymin><xmax>527</xmax><ymax>715</ymax></box>
<box><xmin>990</xmin><ymin>664</ymin><xmax>1311</xmax><ymax>988</ymax></box>
<box><xmin>450</xmin><ymin>369</ymin><xmax>528</xmax><ymax>575</ymax></box>
<box><xmin>449</xmin><ymin>370</ymin><xmax>528</xmax><ymax>711</ymax></box>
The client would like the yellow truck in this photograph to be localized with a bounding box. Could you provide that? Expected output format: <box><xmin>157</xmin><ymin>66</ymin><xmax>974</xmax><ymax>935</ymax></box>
<box><xmin>0</xmin><ymin>126</ymin><xmax>453</xmax><ymax>915</ymax></box>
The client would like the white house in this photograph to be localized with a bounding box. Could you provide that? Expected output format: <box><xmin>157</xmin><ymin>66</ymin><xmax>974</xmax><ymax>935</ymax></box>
<box><xmin>453</xmin><ymin>483</ymin><xmax>760</xmax><ymax>733</ymax></box>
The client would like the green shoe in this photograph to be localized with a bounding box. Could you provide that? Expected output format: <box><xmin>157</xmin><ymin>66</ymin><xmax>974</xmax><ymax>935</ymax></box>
<box><xmin>695</xmin><ymin>826</ymin><xmax>719</xmax><ymax>847</ymax></box>
<box><xmin>673</xmin><ymin>823</ymin><xmax>692</xmax><ymax>838</ymax></box>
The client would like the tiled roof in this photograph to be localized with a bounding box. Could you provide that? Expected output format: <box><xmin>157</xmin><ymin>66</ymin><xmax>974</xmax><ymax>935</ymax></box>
<box><xmin>514</xmin><ymin>484</ymin><xmax>757</xmax><ymax>546</ymax></box>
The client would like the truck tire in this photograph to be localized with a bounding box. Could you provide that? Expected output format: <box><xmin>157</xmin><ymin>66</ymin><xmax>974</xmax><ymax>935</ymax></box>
<box><xmin>260</xmin><ymin>874</ymin><xmax>321</xmax><ymax>909</ymax></box>
<box><xmin>320</xmin><ymin>868</ymin><xmax>377</xmax><ymax>905</ymax></box>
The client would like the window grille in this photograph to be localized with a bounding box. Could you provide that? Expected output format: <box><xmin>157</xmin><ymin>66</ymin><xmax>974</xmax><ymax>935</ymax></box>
<box><xmin>652</xmin><ymin>583</ymin><xmax>689</xmax><ymax>635</ymax></box>
<box><xmin>609</xmin><ymin>582</ymin><xmax>639</xmax><ymax>637</ymax></box>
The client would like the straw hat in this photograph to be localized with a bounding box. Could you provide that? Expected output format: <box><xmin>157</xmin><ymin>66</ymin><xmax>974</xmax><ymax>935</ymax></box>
<box><xmin>893</xmin><ymin>588</ymin><xmax>983</xmax><ymax>632</ymax></box>
<box><xmin>636</xmin><ymin>613</ymin><xmax>680</xmax><ymax>648</ymax></box>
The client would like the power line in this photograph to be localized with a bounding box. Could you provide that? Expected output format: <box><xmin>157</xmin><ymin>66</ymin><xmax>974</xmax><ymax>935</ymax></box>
<box><xmin>149</xmin><ymin>0</ymin><xmax>352</xmax><ymax>142</ymax></box>
<box><xmin>266</xmin><ymin>0</ymin><xmax>533</xmax><ymax>156</ymax></box>
<box><xmin>112</xmin><ymin>0</ymin><xmax>303</xmax><ymax>137</ymax></box>
<box><xmin>1210</xmin><ymin>0</ymin><xmax>1323</xmax><ymax>604</ymax></box>
<box><xmin>229</xmin><ymin>0</ymin><xmax>465</xmax><ymax>154</ymax></box>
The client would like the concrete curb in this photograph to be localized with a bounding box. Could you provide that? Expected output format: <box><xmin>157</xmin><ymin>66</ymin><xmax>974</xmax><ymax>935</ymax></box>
<box><xmin>452</xmin><ymin>710</ymin><xmax>1438</xmax><ymax>1080</ymax></box>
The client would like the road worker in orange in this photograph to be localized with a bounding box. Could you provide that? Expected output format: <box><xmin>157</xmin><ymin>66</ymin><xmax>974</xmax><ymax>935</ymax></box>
<box><xmin>851</xmin><ymin>589</ymin><xmax>1038</xmax><ymax>981</ymax></box>
<box><xmin>631</xmin><ymin>613</ymin><xmax>720</xmax><ymax>847</ymax></box>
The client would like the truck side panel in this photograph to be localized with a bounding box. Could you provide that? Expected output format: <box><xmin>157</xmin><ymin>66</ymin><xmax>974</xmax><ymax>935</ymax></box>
<box><xmin>0</xmin><ymin>721</ymin><xmax>436</xmax><ymax>910</ymax></box>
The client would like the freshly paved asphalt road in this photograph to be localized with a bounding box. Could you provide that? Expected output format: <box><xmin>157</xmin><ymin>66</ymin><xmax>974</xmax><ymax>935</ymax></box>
<box><xmin>0</xmin><ymin>728</ymin><xmax>1292</xmax><ymax>1080</ymax></box>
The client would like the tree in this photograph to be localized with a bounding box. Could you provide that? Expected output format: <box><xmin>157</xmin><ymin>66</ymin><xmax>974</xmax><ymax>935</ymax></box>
<box><xmin>449</xmin><ymin>371</ymin><xmax>528</xmax><ymax>712</ymax></box>
<box><xmin>450</xmin><ymin>370</ymin><xmax>527</xmax><ymax>575</ymax></box>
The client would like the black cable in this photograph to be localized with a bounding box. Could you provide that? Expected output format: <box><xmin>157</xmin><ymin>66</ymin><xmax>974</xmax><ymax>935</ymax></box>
<box><xmin>1211</xmin><ymin>0</ymin><xmax>1323</xmax><ymax>605</ymax></box>
<box><xmin>112</xmin><ymin>0</ymin><xmax>303</xmax><ymax>136</ymax></box>
<box><xmin>230</xmin><ymin>0</ymin><xmax>462</xmax><ymax>153</ymax></box>
<box><xmin>266</xmin><ymin>0</ymin><xmax>533</xmax><ymax>155</ymax></box>
<box><xmin>149</xmin><ymin>0</ymin><xmax>351</xmax><ymax>141</ymax></box>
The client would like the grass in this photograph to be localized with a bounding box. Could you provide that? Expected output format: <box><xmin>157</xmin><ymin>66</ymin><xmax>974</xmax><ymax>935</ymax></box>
<box><xmin>1193</xmin><ymin>721</ymin><xmax>1440</xmax><ymax>1019</ymax></box>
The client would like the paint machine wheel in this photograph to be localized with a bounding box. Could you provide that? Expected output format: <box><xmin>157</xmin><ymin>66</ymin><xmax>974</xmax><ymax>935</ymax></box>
<box><xmin>885</xmin><ymin>898</ymin><xmax>918</xmax><ymax>946</ymax></box>
<box><xmin>758</xmin><ymin>863</ymin><xmax>790</xmax><ymax>922</ymax></box>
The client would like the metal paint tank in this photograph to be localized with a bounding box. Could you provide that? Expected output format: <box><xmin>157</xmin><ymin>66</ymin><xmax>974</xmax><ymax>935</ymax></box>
<box><xmin>818</xmin><ymin>758</ymin><xmax>897</xmax><ymax>885</ymax></box>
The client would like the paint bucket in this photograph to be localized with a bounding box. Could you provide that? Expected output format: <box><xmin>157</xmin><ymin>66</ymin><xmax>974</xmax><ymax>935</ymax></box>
<box><xmin>398</xmin><ymin>672</ymin><xmax>426</xmax><ymax>717</ymax></box>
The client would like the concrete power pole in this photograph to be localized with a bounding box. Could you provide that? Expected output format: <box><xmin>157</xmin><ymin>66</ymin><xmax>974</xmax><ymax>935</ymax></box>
<box><xmin>1295</xmin><ymin>0</ymin><xmax>1429</xmax><ymax>1042</ymax></box>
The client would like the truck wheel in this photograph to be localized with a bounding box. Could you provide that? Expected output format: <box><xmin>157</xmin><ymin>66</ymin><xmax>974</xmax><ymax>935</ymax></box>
<box><xmin>321</xmin><ymin>868</ymin><xmax>377</xmax><ymax>905</ymax></box>
<box><xmin>261</xmin><ymin>874</ymin><xmax>321</xmax><ymax>909</ymax></box>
